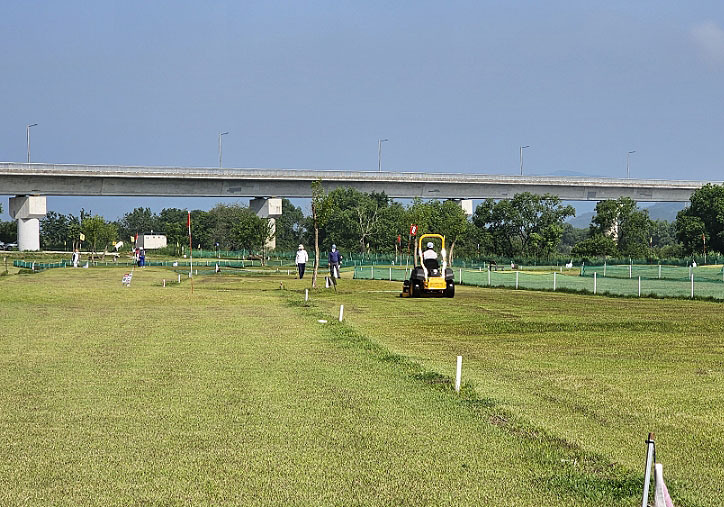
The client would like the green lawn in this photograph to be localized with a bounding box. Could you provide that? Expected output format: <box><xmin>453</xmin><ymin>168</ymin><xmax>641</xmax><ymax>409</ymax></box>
<box><xmin>0</xmin><ymin>268</ymin><xmax>721</xmax><ymax>505</ymax></box>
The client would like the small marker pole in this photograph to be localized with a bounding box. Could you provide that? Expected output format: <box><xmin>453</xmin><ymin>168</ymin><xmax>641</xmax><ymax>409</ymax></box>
<box><xmin>604</xmin><ymin>261</ymin><xmax>607</xmax><ymax>277</ymax></box>
<box><xmin>691</xmin><ymin>274</ymin><xmax>694</xmax><ymax>299</ymax></box>
<box><xmin>488</xmin><ymin>268</ymin><xmax>491</xmax><ymax>286</ymax></box>
<box><xmin>638</xmin><ymin>276</ymin><xmax>641</xmax><ymax>297</ymax></box>
<box><xmin>163</xmin><ymin>279</ymin><xmax>166</xmax><ymax>287</ymax></box>
<box><xmin>305</xmin><ymin>289</ymin><xmax>308</xmax><ymax>302</ymax></box>
<box><xmin>389</xmin><ymin>267</ymin><xmax>392</xmax><ymax>281</ymax></box>
<box><xmin>178</xmin><ymin>274</ymin><xmax>181</xmax><ymax>283</ymax></box>
<box><xmin>455</xmin><ymin>356</ymin><xmax>462</xmax><ymax>393</ymax></box>
<box><xmin>658</xmin><ymin>264</ymin><xmax>661</xmax><ymax>279</ymax></box>
<box><xmin>594</xmin><ymin>272</ymin><xmax>597</xmax><ymax>294</ymax></box>
<box><xmin>641</xmin><ymin>433</ymin><xmax>655</xmax><ymax>507</ymax></box>
<box><xmin>339</xmin><ymin>304</ymin><xmax>344</xmax><ymax>322</ymax></box>
<box><xmin>459</xmin><ymin>268</ymin><xmax>462</xmax><ymax>284</ymax></box>
<box><xmin>553</xmin><ymin>271</ymin><xmax>557</xmax><ymax>291</ymax></box>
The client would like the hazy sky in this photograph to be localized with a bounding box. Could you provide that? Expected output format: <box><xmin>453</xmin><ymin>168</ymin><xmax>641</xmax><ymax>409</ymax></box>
<box><xmin>2</xmin><ymin>1</ymin><xmax>724</xmax><ymax>219</ymax></box>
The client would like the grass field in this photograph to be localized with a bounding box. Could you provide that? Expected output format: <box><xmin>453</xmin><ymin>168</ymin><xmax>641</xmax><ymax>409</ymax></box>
<box><xmin>1</xmin><ymin>267</ymin><xmax>722</xmax><ymax>505</ymax></box>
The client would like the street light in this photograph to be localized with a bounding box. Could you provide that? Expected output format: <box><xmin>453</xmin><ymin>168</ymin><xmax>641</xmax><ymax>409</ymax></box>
<box><xmin>218</xmin><ymin>131</ymin><xmax>229</xmax><ymax>168</ymax></box>
<box><xmin>378</xmin><ymin>139</ymin><xmax>389</xmax><ymax>172</ymax></box>
<box><xmin>519</xmin><ymin>145</ymin><xmax>530</xmax><ymax>176</ymax></box>
<box><xmin>627</xmin><ymin>150</ymin><xmax>636</xmax><ymax>179</ymax></box>
<box><xmin>26</xmin><ymin>123</ymin><xmax>38</xmax><ymax>163</ymax></box>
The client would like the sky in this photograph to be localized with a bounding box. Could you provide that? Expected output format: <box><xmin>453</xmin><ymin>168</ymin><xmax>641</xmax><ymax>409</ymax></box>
<box><xmin>2</xmin><ymin>1</ymin><xmax>724</xmax><ymax>220</ymax></box>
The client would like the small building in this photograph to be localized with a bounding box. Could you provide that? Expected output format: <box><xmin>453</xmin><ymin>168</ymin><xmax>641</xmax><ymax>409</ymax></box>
<box><xmin>136</xmin><ymin>233</ymin><xmax>167</xmax><ymax>250</ymax></box>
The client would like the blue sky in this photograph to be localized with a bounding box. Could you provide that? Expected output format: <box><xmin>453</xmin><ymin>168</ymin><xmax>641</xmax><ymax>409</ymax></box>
<box><xmin>2</xmin><ymin>1</ymin><xmax>724</xmax><ymax>219</ymax></box>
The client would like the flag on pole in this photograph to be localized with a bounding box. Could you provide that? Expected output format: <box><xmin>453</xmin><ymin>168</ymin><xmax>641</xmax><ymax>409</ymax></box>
<box><xmin>654</xmin><ymin>463</ymin><xmax>675</xmax><ymax>507</ymax></box>
<box><xmin>79</xmin><ymin>233</ymin><xmax>85</xmax><ymax>241</ymax></box>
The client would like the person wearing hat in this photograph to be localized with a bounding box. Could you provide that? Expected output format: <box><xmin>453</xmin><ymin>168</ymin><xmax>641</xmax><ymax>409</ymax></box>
<box><xmin>295</xmin><ymin>244</ymin><xmax>308</xmax><ymax>279</ymax></box>
<box><xmin>422</xmin><ymin>241</ymin><xmax>439</xmax><ymax>271</ymax></box>
<box><xmin>328</xmin><ymin>244</ymin><xmax>342</xmax><ymax>286</ymax></box>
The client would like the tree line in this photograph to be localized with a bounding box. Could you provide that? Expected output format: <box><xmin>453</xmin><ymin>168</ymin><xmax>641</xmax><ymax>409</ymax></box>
<box><xmin>2</xmin><ymin>183</ymin><xmax>723</xmax><ymax>260</ymax></box>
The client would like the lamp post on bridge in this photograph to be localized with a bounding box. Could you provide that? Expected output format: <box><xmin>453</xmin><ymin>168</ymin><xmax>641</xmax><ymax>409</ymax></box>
<box><xmin>519</xmin><ymin>145</ymin><xmax>530</xmax><ymax>176</ymax></box>
<box><xmin>26</xmin><ymin>123</ymin><xmax>38</xmax><ymax>163</ymax></box>
<box><xmin>627</xmin><ymin>150</ymin><xmax>636</xmax><ymax>179</ymax></box>
<box><xmin>378</xmin><ymin>138</ymin><xmax>388</xmax><ymax>172</ymax></box>
<box><xmin>218</xmin><ymin>131</ymin><xmax>229</xmax><ymax>168</ymax></box>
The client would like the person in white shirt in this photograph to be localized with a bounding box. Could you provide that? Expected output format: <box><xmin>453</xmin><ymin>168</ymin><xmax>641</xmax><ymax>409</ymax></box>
<box><xmin>295</xmin><ymin>244</ymin><xmax>309</xmax><ymax>279</ymax></box>
<box><xmin>422</xmin><ymin>242</ymin><xmax>438</xmax><ymax>261</ymax></box>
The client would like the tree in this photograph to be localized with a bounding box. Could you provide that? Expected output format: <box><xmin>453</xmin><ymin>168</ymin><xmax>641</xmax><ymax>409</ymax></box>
<box><xmin>676</xmin><ymin>184</ymin><xmax>724</xmax><ymax>254</ymax></box>
<box><xmin>40</xmin><ymin>211</ymin><xmax>72</xmax><ymax>250</ymax></box>
<box><xmin>571</xmin><ymin>235</ymin><xmax>618</xmax><ymax>258</ymax></box>
<box><xmin>82</xmin><ymin>215</ymin><xmax>117</xmax><ymax>254</ymax></box>
<box><xmin>311</xmin><ymin>180</ymin><xmax>333</xmax><ymax>288</ymax></box>
<box><xmin>118</xmin><ymin>208</ymin><xmax>158</xmax><ymax>241</ymax></box>
<box><xmin>157</xmin><ymin>208</ymin><xmax>189</xmax><ymax>254</ymax></box>
<box><xmin>558</xmin><ymin>224</ymin><xmax>588</xmax><ymax>254</ymax></box>
<box><xmin>275</xmin><ymin>199</ymin><xmax>306</xmax><ymax>251</ymax></box>
<box><xmin>587</xmin><ymin>198</ymin><xmax>652</xmax><ymax>258</ymax></box>
<box><xmin>231</xmin><ymin>209</ymin><xmax>274</xmax><ymax>261</ymax></box>
<box><xmin>471</xmin><ymin>193</ymin><xmax>575</xmax><ymax>258</ymax></box>
<box><xmin>207</xmin><ymin>204</ymin><xmax>248</xmax><ymax>251</ymax></box>
<box><xmin>0</xmin><ymin>220</ymin><xmax>16</xmax><ymax>243</ymax></box>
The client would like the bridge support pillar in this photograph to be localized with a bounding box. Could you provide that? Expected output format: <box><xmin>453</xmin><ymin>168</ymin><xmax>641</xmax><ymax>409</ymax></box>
<box><xmin>448</xmin><ymin>198</ymin><xmax>473</xmax><ymax>216</ymax></box>
<box><xmin>250</xmin><ymin>197</ymin><xmax>282</xmax><ymax>250</ymax></box>
<box><xmin>9</xmin><ymin>195</ymin><xmax>46</xmax><ymax>251</ymax></box>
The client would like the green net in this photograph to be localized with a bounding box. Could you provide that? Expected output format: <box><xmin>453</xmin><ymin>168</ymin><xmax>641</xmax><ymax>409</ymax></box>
<box><xmin>353</xmin><ymin>265</ymin><xmax>724</xmax><ymax>300</ymax></box>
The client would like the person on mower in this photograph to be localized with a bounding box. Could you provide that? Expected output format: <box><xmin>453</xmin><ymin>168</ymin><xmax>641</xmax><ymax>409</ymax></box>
<box><xmin>422</xmin><ymin>241</ymin><xmax>439</xmax><ymax>272</ymax></box>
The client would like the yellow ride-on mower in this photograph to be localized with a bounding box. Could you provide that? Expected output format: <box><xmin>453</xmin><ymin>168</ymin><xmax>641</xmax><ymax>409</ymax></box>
<box><xmin>401</xmin><ymin>233</ymin><xmax>455</xmax><ymax>298</ymax></box>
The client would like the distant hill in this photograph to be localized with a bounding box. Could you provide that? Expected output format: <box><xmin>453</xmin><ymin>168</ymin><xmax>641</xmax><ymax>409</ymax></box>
<box><xmin>567</xmin><ymin>202</ymin><xmax>687</xmax><ymax>229</ymax></box>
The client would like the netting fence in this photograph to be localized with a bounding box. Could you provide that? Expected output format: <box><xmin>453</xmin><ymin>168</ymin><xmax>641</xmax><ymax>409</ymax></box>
<box><xmin>353</xmin><ymin>265</ymin><xmax>724</xmax><ymax>300</ymax></box>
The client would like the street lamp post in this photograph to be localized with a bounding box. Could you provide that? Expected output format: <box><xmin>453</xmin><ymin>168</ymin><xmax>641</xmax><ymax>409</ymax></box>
<box><xmin>519</xmin><ymin>145</ymin><xmax>530</xmax><ymax>176</ymax></box>
<box><xmin>26</xmin><ymin>123</ymin><xmax>38</xmax><ymax>163</ymax></box>
<box><xmin>378</xmin><ymin>139</ymin><xmax>388</xmax><ymax>172</ymax></box>
<box><xmin>218</xmin><ymin>131</ymin><xmax>229</xmax><ymax>168</ymax></box>
<box><xmin>627</xmin><ymin>150</ymin><xmax>636</xmax><ymax>179</ymax></box>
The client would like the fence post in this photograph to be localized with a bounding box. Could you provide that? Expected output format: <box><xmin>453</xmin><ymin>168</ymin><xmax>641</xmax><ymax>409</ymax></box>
<box><xmin>629</xmin><ymin>263</ymin><xmax>632</xmax><ymax>279</ymax></box>
<box><xmin>459</xmin><ymin>268</ymin><xmax>462</xmax><ymax>284</ymax></box>
<box><xmin>455</xmin><ymin>356</ymin><xmax>462</xmax><ymax>393</ymax></box>
<box><xmin>658</xmin><ymin>264</ymin><xmax>661</xmax><ymax>279</ymax></box>
<box><xmin>389</xmin><ymin>267</ymin><xmax>392</xmax><ymax>281</ymax></box>
<box><xmin>371</xmin><ymin>265</ymin><xmax>374</xmax><ymax>279</ymax></box>
<box><xmin>553</xmin><ymin>271</ymin><xmax>557</xmax><ymax>291</ymax></box>
<box><xmin>515</xmin><ymin>271</ymin><xmax>519</xmax><ymax>289</ymax></box>
<box><xmin>488</xmin><ymin>268</ymin><xmax>491</xmax><ymax>286</ymax></box>
<box><xmin>638</xmin><ymin>276</ymin><xmax>641</xmax><ymax>297</ymax></box>
<box><xmin>691</xmin><ymin>274</ymin><xmax>694</xmax><ymax>299</ymax></box>
<box><xmin>594</xmin><ymin>272</ymin><xmax>597</xmax><ymax>294</ymax></box>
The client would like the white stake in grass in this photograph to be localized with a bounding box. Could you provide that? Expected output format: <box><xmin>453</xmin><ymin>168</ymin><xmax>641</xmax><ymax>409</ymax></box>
<box><xmin>339</xmin><ymin>304</ymin><xmax>344</xmax><ymax>322</ymax></box>
<box><xmin>178</xmin><ymin>274</ymin><xmax>181</xmax><ymax>283</ymax></box>
<box><xmin>455</xmin><ymin>356</ymin><xmax>463</xmax><ymax>393</ymax></box>
<box><xmin>305</xmin><ymin>289</ymin><xmax>309</xmax><ymax>302</ymax></box>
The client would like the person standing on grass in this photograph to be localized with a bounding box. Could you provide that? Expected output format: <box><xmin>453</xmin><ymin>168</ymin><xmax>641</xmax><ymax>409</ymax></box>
<box><xmin>71</xmin><ymin>249</ymin><xmax>79</xmax><ymax>268</ymax></box>
<box><xmin>328</xmin><ymin>244</ymin><xmax>342</xmax><ymax>286</ymax></box>
<box><xmin>295</xmin><ymin>244</ymin><xmax>308</xmax><ymax>279</ymax></box>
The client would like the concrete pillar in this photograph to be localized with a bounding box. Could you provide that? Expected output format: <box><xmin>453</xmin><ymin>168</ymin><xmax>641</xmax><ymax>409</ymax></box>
<box><xmin>449</xmin><ymin>198</ymin><xmax>473</xmax><ymax>216</ymax></box>
<box><xmin>250</xmin><ymin>197</ymin><xmax>282</xmax><ymax>250</ymax></box>
<box><xmin>9</xmin><ymin>195</ymin><xmax>46</xmax><ymax>251</ymax></box>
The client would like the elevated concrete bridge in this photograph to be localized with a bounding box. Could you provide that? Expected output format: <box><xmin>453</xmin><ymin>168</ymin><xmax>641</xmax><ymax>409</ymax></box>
<box><xmin>1</xmin><ymin>162</ymin><xmax>717</xmax><ymax>250</ymax></box>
